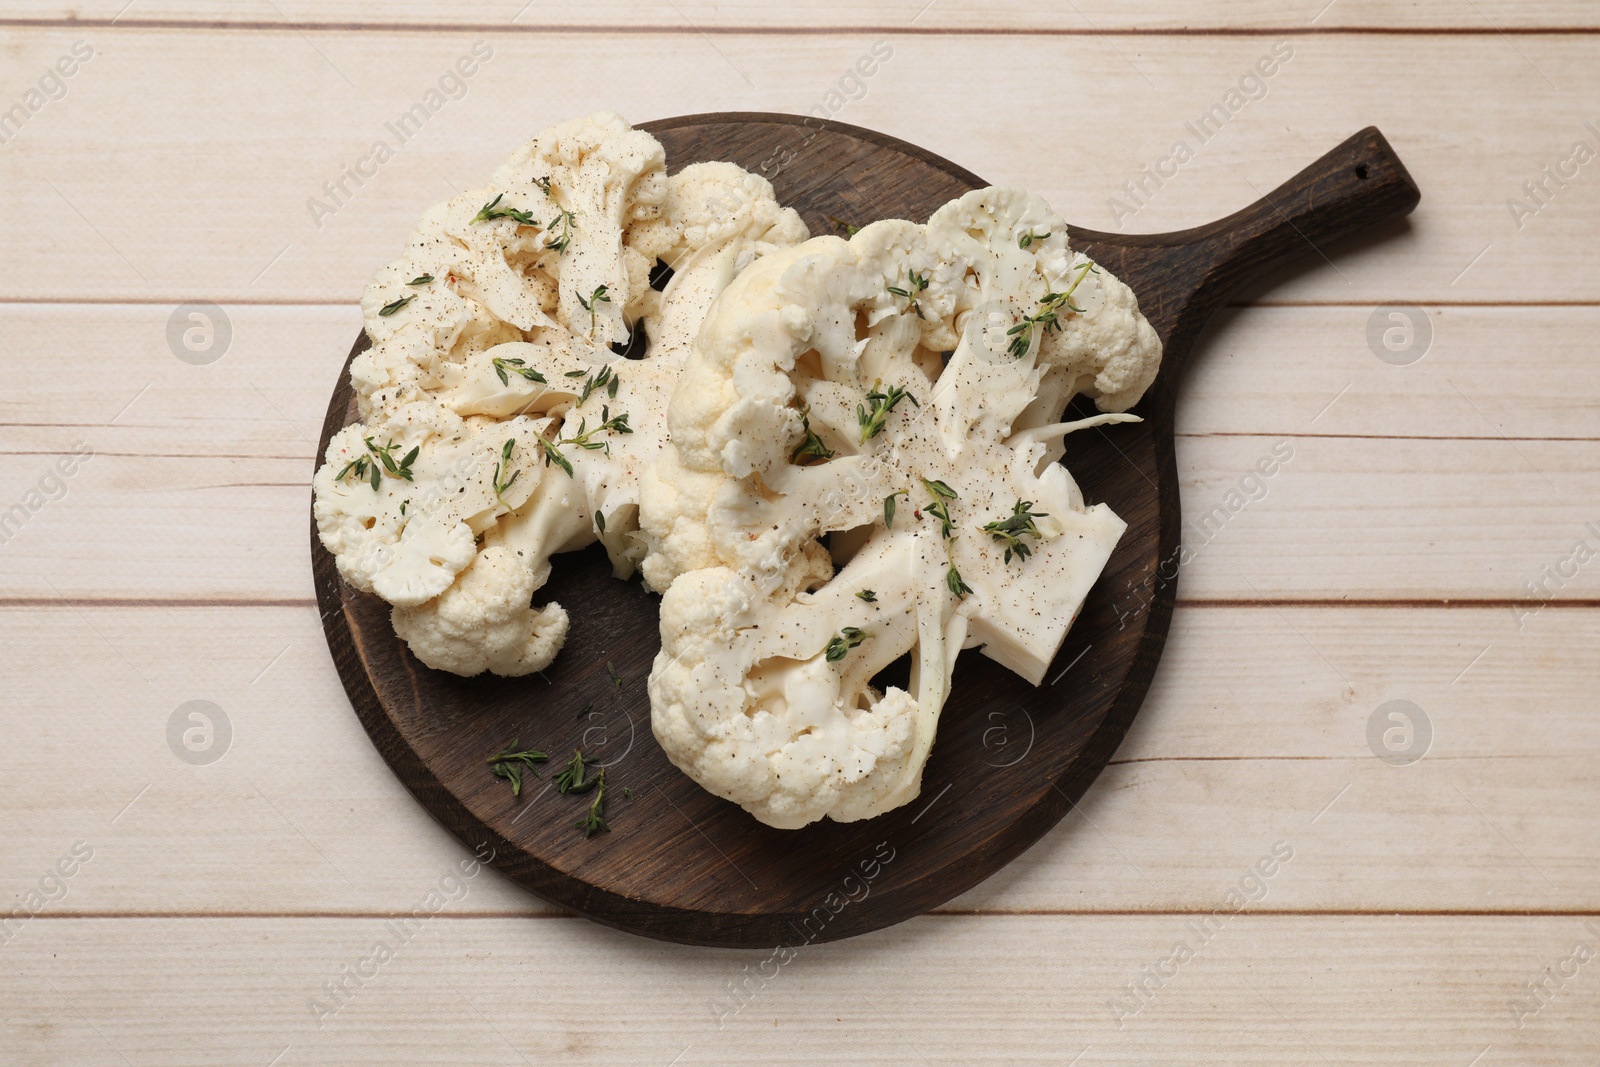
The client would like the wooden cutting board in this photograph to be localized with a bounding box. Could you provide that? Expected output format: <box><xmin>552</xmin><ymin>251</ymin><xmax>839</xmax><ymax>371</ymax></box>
<box><xmin>312</xmin><ymin>113</ymin><xmax>1419</xmax><ymax>948</ymax></box>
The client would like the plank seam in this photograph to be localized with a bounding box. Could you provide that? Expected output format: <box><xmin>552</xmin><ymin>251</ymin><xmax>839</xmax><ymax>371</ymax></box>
<box><xmin>4</xmin><ymin>19</ymin><xmax>1600</xmax><ymax>35</ymax></box>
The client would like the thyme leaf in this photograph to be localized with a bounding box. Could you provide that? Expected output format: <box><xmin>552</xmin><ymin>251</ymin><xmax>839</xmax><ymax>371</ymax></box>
<box><xmin>492</xmin><ymin>355</ymin><xmax>547</xmax><ymax>386</ymax></box>
<box><xmin>790</xmin><ymin>405</ymin><xmax>835</xmax><ymax>466</ymax></box>
<box><xmin>1005</xmin><ymin>261</ymin><xmax>1094</xmax><ymax>359</ymax></box>
<box><xmin>886</xmin><ymin>269</ymin><xmax>930</xmax><ymax>319</ymax></box>
<box><xmin>487</xmin><ymin>739</ymin><xmax>548</xmax><ymax>797</ymax></box>
<box><xmin>824</xmin><ymin>626</ymin><xmax>870</xmax><ymax>662</ymax></box>
<box><xmin>338</xmin><ymin>436</ymin><xmax>416</xmax><ymax>487</ymax></box>
<box><xmin>884</xmin><ymin>489</ymin><xmax>909</xmax><ymax>529</ymax></box>
<box><xmin>857</xmin><ymin>381</ymin><xmax>919</xmax><ymax>442</ymax></box>
<box><xmin>579</xmin><ymin>768</ymin><xmax>609</xmax><ymax>837</ymax></box>
<box><xmin>471</xmin><ymin>192</ymin><xmax>538</xmax><ymax>226</ymax></box>
<box><xmin>981</xmin><ymin>499</ymin><xmax>1049</xmax><ymax>564</ymax></box>
<box><xmin>576</xmin><ymin>284</ymin><xmax>611</xmax><ymax>337</ymax></box>
<box><xmin>555</xmin><ymin>749</ymin><xmax>600</xmax><ymax>795</ymax></box>
<box><xmin>578</xmin><ymin>364</ymin><xmax>613</xmax><ymax>407</ymax></box>
<box><xmin>544</xmin><ymin>207</ymin><xmax>575</xmax><ymax>253</ymax></box>
<box><xmin>946</xmin><ymin>564</ymin><xmax>974</xmax><ymax>600</ymax></box>
<box><xmin>493</xmin><ymin>438</ymin><xmax>520</xmax><ymax>503</ymax></box>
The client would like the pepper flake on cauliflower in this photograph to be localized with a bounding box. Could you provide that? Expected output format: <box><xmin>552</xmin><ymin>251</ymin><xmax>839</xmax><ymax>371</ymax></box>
<box><xmin>639</xmin><ymin>187</ymin><xmax>1161</xmax><ymax>829</ymax></box>
<box><xmin>313</xmin><ymin>111</ymin><xmax>808</xmax><ymax>676</ymax></box>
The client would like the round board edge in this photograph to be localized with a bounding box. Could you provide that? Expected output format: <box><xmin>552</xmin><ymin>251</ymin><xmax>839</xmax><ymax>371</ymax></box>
<box><xmin>309</xmin><ymin>111</ymin><xmax>1182</xmax><ymax>947</ymax></box>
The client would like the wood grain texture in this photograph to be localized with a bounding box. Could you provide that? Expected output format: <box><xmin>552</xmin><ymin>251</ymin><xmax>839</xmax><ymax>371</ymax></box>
<box><xmin>0</xmin><ymin>31</ymin><xmax>1588</xmax><ymax>302</ymax></box>
<box><xmin>6</xmin><ymin>303</ymin><xmax>1598</xmax><ymax>603</ymax></box>
<box><xmin>1</xmin><ymin>8</ymin><xmax>1594</xmax><ymax>1064</ymax></box>
<box><xmin>5</xmin><ymin>303</ymin><xmax>1599</xmax><ymax>451</ymax></box>
<box><xmin>6</xmin><ymin>0</ymin><xmax>1600</xmax><ymax>29</ymax></box>
<box><xmin>309</xmin><ymin>114</ymin><xmax>1417</xmax><ymax>946</ymax></box>
<box><xmin>2</xmin><ymin>604</ymin><xmax>1595</xmax><ymax>917</ymax></box>
<box><xmin>6</xmin><ymin>915</ymin><xmax>1597</xmax><ymax>1066</ymax></box>
<box><xmin>8</xmin><ymin>431</ymin><xmax>1596</xmax><ymax>604</ymax></box>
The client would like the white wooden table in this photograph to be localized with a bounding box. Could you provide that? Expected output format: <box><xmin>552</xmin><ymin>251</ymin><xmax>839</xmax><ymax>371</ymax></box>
<box><xmin>2</xmin><ymin>3</ymin><xmax>1597</xmax><ymax>1063</ymax></box>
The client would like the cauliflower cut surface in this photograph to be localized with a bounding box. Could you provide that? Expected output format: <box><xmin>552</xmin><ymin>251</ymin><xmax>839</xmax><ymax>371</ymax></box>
<box><xmin>313</xmin><ymin>112</ymin><xmax>808</xmax><ymax>676</ymax></box>
<box><xmin>641</xmin><ymin>187</ymin><xmax>1162</xmax><ymax>828</ymax></box>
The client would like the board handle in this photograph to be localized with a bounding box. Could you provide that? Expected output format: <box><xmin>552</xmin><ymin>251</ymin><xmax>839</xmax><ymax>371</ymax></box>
<box><xmin>1180</xmin><ymin>125</ymin><xmax>1420</xmax><ymax>303</ymax></box>
<box><xmin>1074</xmin><ymin>127</ymin><xmax>1421</xmax><ymax>395</ymax></box>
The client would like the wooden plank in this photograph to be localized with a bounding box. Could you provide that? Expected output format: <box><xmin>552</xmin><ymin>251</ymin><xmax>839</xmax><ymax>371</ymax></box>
<box><xmin>5</xmin><ymin>303</ymin><xmax>1593</xmax><ymax>458</ymax></box>
<box><xmin>1177</xmin><ymin>304</ymin><xmax>1600</xmax><ymax>441</ymax></box>
<box><xmin>2</xmin><ymin>604</ymin><xmax>1592</xmax><ymax>916</ymax></box>
<box><xmin>3</xmin><ymin>299</ymin><xmax>1598</xmax><ymax>602</ymax></box>
<box><xmin>3</xmin><ymin>424</ymin><xmax>1593</xmax><ymax>601</ymax></box>
<box><xmin>4</xmin><ymin>0</ymin><xmax>1598</xmax><ymax>30</ymax></box>
<box><xmin>0</xmin><ymin>31</ymin><xmax>1594</xmax><ymax>302</ymax></box>
<box><xmin>3</xmin><ymin>914</ymin><xmax>1596</xmax><ymax>1065</ymax></box>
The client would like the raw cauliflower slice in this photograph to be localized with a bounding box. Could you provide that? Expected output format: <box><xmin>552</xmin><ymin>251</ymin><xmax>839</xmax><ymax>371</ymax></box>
<box><xmin>641</xmin><ymin>187</ymin><xmax>1161</xmax><ymax>828</ymax></box>
<box><xmin>313</xmin><ymin>113</ymin><xmax>808</xmax><ymax>676</ymax></box>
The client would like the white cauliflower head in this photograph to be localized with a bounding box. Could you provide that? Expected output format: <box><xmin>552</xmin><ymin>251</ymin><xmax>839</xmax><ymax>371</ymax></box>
<box><xmin>641</xmin><ymin>187</ymin><xmax>1161</xmax><ymax>828</ymax></box>
<box><xmin>314</xmin><ymin>113</ymin><xmax>808</xmax><ymax>676</ymax></box>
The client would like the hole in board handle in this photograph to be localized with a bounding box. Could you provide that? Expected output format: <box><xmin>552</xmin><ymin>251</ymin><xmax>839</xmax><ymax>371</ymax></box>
<box><xmin>1355</xmin><ymin>163</ymin><xmax>1370</xmax><ymax>180</ymax></box>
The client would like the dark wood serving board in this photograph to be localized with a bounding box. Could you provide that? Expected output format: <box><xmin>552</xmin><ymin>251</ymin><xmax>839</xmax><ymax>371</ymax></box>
<box><xmin>312</xmin><ymin>114</ymin><xmax>1418</xmax><ymax>948</ymax></box>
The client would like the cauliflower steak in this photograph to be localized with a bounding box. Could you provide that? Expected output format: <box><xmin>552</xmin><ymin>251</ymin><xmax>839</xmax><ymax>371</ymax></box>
<box><xmin>640</xmin><ymin>187</ymin><xmax>1162</xmax><ymax>828</ymax></box>
<box><xmin>313</xmin><ymin>112</ymin><xmax>808</xmax><ymax>676</ymax></box>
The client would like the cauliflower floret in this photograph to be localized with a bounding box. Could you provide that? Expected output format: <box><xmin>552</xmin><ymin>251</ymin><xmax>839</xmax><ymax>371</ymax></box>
<box><xmin>641</xmin><ymin>187</ymin><xmax>1161</xmax><ymax>827</ymax></box>
<box><xmin>312</xmin><ymin>411</ymin><xmax>546</xmax><ymax>602</ymax></box>
<box><xmin>392</xmin><ymin>546</ymin><xmax>571</xmax><ymax>677</ymax></box>
<box><xmin>314</xmin><ymin>112</ymin><xmax>808</xmax><ymax>676</ymax></box>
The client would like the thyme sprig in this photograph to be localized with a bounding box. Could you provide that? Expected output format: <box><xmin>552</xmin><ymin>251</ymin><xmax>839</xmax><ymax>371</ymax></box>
<box><xmin>538</xmin><ymin>404</ymin><xmax>633</xmax><ymax>478</ymax></box>
<box><xmin>946</xmin><ymin>563</ymin><xmax>975</xmax><ymax>600</ymax></box>
<box><xmin>555</xmin><ymin>749</ymin><xmax>600</xmax><ymax>794</ymax></box>
<box><xmin>790</xmin><ymin>405</ymin><xmax>835</xmax><ymax>465</ymax></box>
<box><xmin>567</xmin><ymin>406</ymin><xmax>633</xmax><ymax>453</ymax></box>
<box><xmin>378</xmin><ymin>294</ymin><xmax>413</xmax><ymax>317</ymax></box>
<box><xmin>472</xmin><ymin>192</ymin><xmax>538</xmax><ymax>226</ymax></box>
<box><xmin>577</xmin><ymin>284</ymin><xmax>611</xmax><ymax>337</ymax></box>
<box><xmin>921</xmin><ymin>477</ymin><xmax>959</xmax><ymax>538</ymax></box>
<box><xmin>492</xmin><ymin>355</ymin><xmax>547</xmax><ymax>386</ymax></box>
<box><xmin>982</xmin><ymin>499</ymin><xmax>1049</xmax><ymax>563</ymax></box>
<box><xmin>493</xmin><ymin>438</ymin><xmax>520</xmax><ymax>503</ymax></box>
<box><xmin>857</xmin><ymin>382</ymin><xmax>919</xmax><ymax>442</ymax></box>
<box><xmin>544</xmin><ymin>207</ymin><xmax>575</xmax><ymax>253</ymax></box>
<box><xmin>487</xmin><ymin>740</ymin><xmax>548</xmax><ymax>797</ymax></box>
<box><xmin>1005</xmin><ymin>261</ymin><xmax>1095</xmax><ymax>359</ymax></box>
<box><xmin>407</xmin><ymin>274</ymin><xmax>434</xmax><ymax>286</ymax></box>
<box><xmin>824</xmin><ymin>627</ymin><xmax>870</xmax><ymax>662</ymax></box>
<box><xmin>883</xmin><ymin>489</ymin><xmax>909</xmax><ymax>529</ymax></box>
<box><xmin>579</xmin><ymin>768</ymin><xmax>609</xmax><ymax>837</ymax></box>
<box><xmin>578</xmin><ymin>364</ymin><xmax>616</xmax><ymax>407</ymax></box>
<box><xmin>856</xmin><ymin>589</ymin><xmax>877</xmax><ymax>603</ymax></box>
<box><xmin>1017</xmin><ymin>229</ymin><xmax>1051</xmax><ymax>249</ymax></box>
<box><xmin>886</xmin><ymin>269</ymin><xmax>930</xmax><ymax>319</ymax></box>
<box><xmin>538</xmin><ymin>435</ymin><xmax>573</xmax><ymax>477</ymax></box>
<box><xmin>336</xmin><ymin>436</ymin><xmax>418</xmax><ymax>492</ymax></box>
